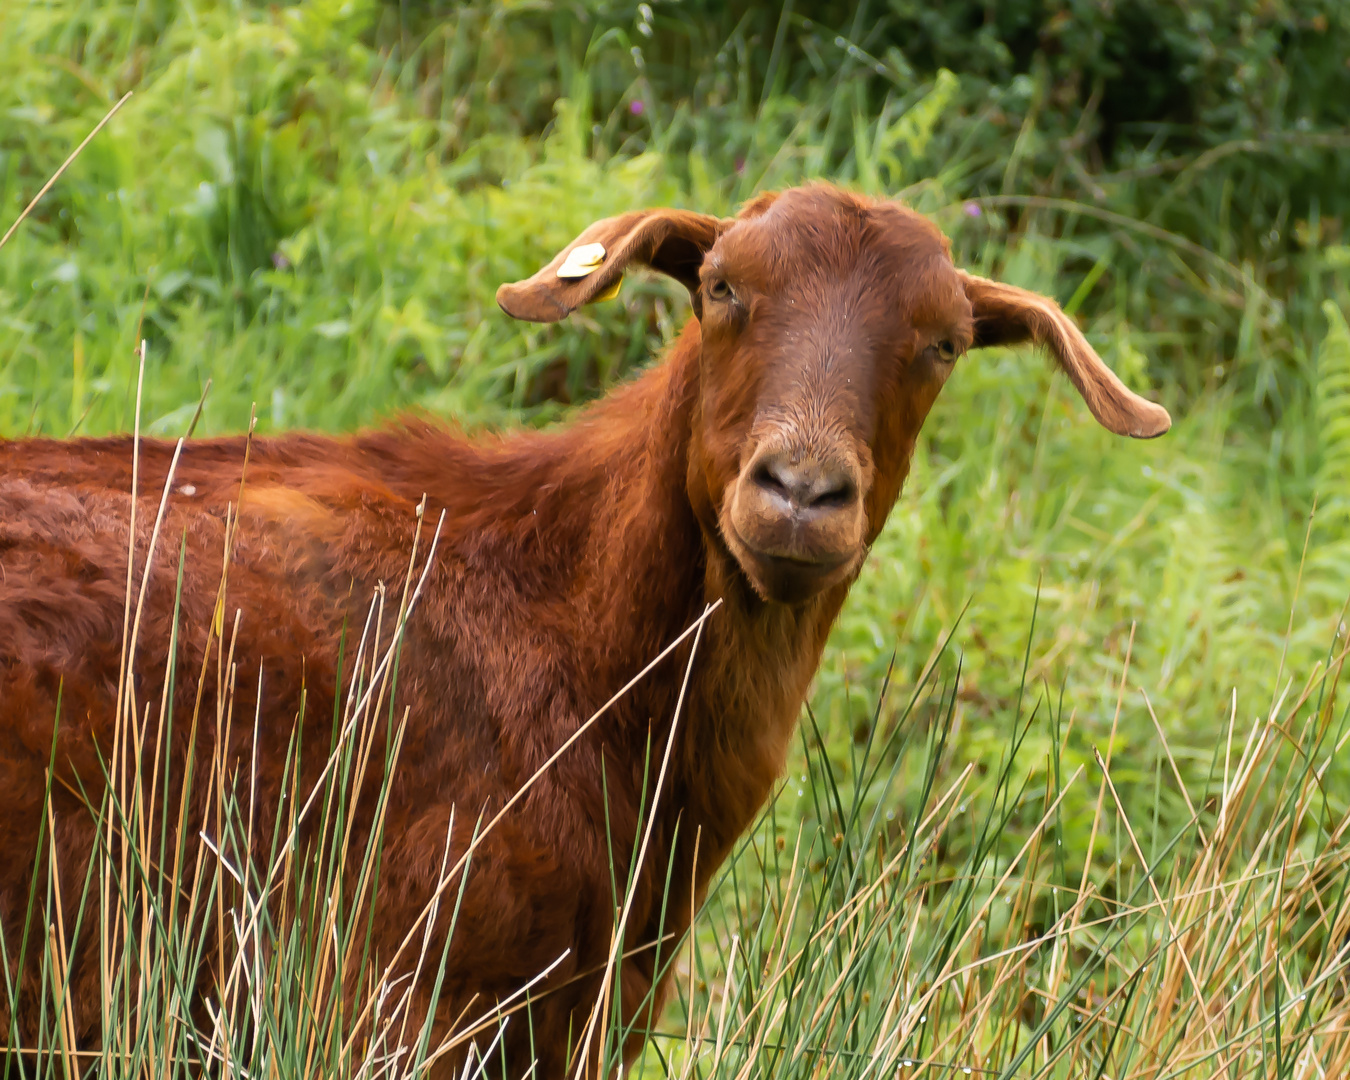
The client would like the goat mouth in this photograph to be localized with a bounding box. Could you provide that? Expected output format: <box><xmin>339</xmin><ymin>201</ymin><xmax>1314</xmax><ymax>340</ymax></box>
<box><xmin>755</xmin><ymin>550</ymin><xmax>851</xmax><ymax>575</ymax></box>
<box><xmin>726</xmin><ymin>527</ymin><xmax>858</xmax><ymax>604</ymax></box>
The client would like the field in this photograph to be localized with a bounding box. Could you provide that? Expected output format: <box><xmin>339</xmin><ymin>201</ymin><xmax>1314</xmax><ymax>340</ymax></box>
<box><xmin>2</xmin><ymin>1</ymin><xmax>1349</xmax><ymax>1076</ymax></box>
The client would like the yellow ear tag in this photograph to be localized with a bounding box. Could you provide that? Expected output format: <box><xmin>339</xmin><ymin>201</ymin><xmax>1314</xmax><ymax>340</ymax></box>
<box><xmin>590</xmin><ymin>274</ymin><xmax>623</xmax><ymax>303</ymax></box>
<box><xmin>557</xmin><ymin>242</ymin><xmax>607</xmax><ymax>279</ymax></box>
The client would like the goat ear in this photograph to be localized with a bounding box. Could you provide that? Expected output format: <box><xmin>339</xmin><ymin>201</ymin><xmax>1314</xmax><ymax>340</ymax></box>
<box><xmin>496</xmin><ymin>209</ymin><xmax>730</xmax><ymax>324</ymax></box>
<box><xmin>959</xmin><ymin>270</ymin><xmax>1171</xmax><ymax>439</ymax></box>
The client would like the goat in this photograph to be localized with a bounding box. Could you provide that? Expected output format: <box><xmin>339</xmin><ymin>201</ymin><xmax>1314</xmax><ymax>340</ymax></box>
<box><xmin>0</xmin><ymin>183</ymin><xmax>1169</xmax><ymax>1077</ymax></box>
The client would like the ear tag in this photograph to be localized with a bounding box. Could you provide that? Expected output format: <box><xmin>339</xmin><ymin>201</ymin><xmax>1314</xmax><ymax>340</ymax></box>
<box><xmin>557</xmin><ymin>242</ymin><xmax>607</xmax><ymax>279</ymax></box>
<box><xmin>589</xmin><ymin>274</ymin><xmax>623</xmax><ymax>303</ymax></box>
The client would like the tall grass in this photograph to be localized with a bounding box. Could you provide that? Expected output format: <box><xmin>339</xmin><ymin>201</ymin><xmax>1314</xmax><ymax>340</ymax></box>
<box><xmin>0</xmin><ymin>390</ymin><xmax>473</xmax><ymax>1078</ymax></box>
<box><xmin>4</xmin><ymin>490</ymin><xmax>1347</xmax><ymax>1076</ymax></box>
<box><xmin>649</xmin><ymin>615</ymin><xmax>1350</xmax><ymax>1079</ymax></box>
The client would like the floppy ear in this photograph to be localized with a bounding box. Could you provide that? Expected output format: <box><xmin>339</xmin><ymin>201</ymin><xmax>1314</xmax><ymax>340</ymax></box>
<box><xmin>496</xmin><ymin>208</ymin><xmax>731</xmax><ymax>324</ymax></box>
<box><xmin>959</xmin><ymin>270</ymin><xmax>1171</xmax><ymax>439</ymax></box>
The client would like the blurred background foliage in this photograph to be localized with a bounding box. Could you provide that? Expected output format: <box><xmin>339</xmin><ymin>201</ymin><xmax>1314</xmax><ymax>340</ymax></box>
<box><xmin>1</xmin><ymin>0</ymin><xmax>1348</xmax><ymax>878</ymax></box>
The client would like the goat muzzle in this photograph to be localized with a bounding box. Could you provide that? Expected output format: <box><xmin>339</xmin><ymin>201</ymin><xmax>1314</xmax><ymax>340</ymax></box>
<box><xmin>725</xmin><ymin>445</ymin><xmax>866</xmax><ymax>604</ymax></box>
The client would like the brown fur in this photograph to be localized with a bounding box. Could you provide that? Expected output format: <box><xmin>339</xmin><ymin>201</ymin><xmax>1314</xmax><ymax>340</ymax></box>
<box><xmin>0</xmin><ymin>184</ymin><xmax>1168</xmax><ymax>1076</ymax></box>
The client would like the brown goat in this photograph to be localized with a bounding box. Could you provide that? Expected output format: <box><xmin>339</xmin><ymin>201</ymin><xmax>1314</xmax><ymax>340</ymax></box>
<box><xmin>0</xmin><ymin>184</ymin><xmax>1169</xmax><ymax>1076</ymax></box>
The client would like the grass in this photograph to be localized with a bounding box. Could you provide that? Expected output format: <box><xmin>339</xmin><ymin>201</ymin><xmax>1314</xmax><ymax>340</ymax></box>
<box><xmin>654</xmin><ymin>629</ymin><xmax>1350</xmax><ymax>1078</ymax></box>
<box><xmin>2</xmin><ymin>0</ymin><xmax>1349</xmax><ymax>1075</ymax></box>
<box><xmin>4</xmin><ymin>510</ymin><xmax>1347</xmax><ymax>1077</ymax></box>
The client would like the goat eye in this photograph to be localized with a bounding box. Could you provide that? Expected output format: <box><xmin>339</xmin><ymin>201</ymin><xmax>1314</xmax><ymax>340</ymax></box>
<box><xmin>707</xmin><ymin>278</ymin><xmax>732</xmax><ymax>301</ymax></box>
<box><xmin>936</xmin><ymin>340</ymin><xmax>958</xmax><ymax>362</ymax></box>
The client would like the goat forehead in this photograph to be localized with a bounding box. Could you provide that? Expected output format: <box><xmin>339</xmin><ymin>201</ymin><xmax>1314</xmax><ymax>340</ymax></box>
<box><xmin>750</xmin><ymin>256</ymin><xmax>963</xmax><ymax>363</ymax></box>
<box><xmin>753</xmin><ymin>274</ymin><xmax>900</xmax><ymax>360</ymax></box>
<box><xmin>737</xmin><ymin>281</ymin><xmax>896</xmax><ymax>430</ymax></box>
<box><xmin>717</xmin><ymin>195</ymin><xmax>955</xmax><ymax>302</ymax></box>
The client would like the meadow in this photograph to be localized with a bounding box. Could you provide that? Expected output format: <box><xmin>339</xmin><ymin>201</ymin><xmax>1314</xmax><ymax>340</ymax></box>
<box><xmin>2</xmin><ymin>1</ymin><xmax>1349</xmax><ymax>1076</ymax></box>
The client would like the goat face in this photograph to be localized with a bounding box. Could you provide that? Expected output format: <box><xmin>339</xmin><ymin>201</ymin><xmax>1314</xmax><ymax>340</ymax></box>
<box><xmin>689</xmin><ymin>187</ymin><xmax>966</xmax><ymax>604</ymax></box>
<box><xmin>498</xmin><ymin>182</ymin><xmax>1170</xmax><ymax>606</ymax></box>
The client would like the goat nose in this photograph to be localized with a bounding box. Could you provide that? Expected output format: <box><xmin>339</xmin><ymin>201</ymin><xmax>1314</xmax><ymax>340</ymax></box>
<box><xmin>751</xmin><ymin>455</ymin><xmax>858</xmax><ymax>512</ymax></box>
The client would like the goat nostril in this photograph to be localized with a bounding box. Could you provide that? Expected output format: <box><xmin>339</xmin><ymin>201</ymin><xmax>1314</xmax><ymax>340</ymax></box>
<box><xmin>750</xmin><ymin>458</ymin><xmax>857</xmax><ymax>511</ymax></box>
<box><xmin>811</xmin><ymin>477</ymin><xmax>856</xmax><ymax>509</ymax></box>
<box><xmin>752</xmin><ymin>460</ymin><xmax>791</xmax><ymax>499</ymax></box>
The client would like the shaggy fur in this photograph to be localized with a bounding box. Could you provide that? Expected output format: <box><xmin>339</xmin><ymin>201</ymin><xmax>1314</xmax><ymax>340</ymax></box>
<box><xmin>0</xmin><ymin>184</ymin><xmax>1168</xmax><ymax>1076</ymax></box>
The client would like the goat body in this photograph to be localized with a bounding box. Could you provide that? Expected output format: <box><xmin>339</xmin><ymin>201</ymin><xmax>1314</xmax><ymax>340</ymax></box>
<box><xmin>0</xmin><ymin>184</ymin><xmax>1169</xmax><ymax>1076</ymax></box>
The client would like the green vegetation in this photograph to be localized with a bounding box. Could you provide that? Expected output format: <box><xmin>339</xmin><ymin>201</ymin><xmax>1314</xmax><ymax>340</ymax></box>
<box><xmin>2</xmin><ymin>0</ymin><xmax>1348</xmax><ymax>1075</ymax></box>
